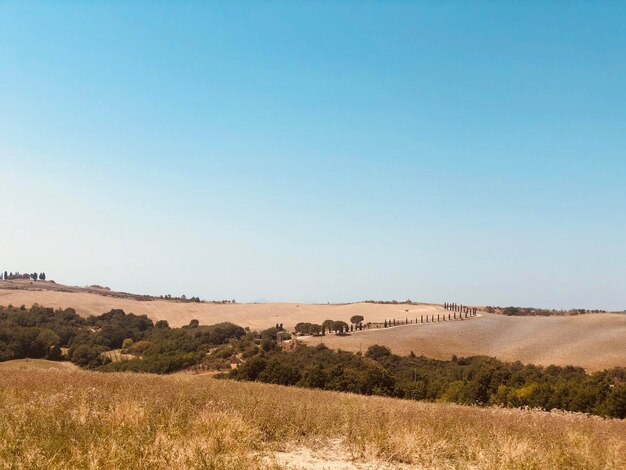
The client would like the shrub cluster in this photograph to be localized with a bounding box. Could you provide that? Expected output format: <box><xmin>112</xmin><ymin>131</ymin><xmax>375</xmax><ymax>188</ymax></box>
<box><xmin>229</xmin><ymin>344</ymin><xmax>626</xmax><ymax>418</ymax></box>
<box><xmin>0</xmin><ymin>305</ymin><xmax>245</xmax><ymax>372</ymax></box>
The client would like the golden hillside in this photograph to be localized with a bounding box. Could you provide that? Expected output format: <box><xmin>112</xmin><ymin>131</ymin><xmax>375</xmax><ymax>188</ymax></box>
<box><xmin>0</xmin><ymin>367</ymin><xmax>624</xmax><ymax>469</ymax></box>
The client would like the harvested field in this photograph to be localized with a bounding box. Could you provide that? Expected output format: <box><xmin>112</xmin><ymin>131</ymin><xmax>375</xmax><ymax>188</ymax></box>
<box><xmin>302</xmin><ymin>312</ymin><xmax>626</xmax><ymax>371</ymax></box>
<box><xmin>0</xmin><ymin>369</ymin><xmax>624</xmax><ymax>469</ymax></box>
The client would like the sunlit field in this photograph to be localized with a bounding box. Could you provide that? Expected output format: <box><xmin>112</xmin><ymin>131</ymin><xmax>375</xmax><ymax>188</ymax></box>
<box><xmin>0</xmin><ymin>369</ymin><xmax>623</xmax><ymax>469</ymax></box>
<box><xmin>0</xmin><ymin>358</ymin><xmax>78</xmax><ymax>371</ymax></box>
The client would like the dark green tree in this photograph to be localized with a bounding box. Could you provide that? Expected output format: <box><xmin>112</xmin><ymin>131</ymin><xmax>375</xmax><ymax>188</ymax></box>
<box><xmin>350</xmin><ymin>315</ymin><xmax>364</xmax><ymax>327</ymax></box>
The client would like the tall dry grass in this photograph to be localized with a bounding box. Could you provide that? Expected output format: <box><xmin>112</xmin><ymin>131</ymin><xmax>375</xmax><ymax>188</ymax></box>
<box><xmin>0</xmin><ymin>369</ymin><xmax>624</xmax><ymax>469</ymax></box>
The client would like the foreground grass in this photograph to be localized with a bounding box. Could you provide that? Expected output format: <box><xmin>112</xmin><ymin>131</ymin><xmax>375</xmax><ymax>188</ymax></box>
<box><xmin>0</xmin><ymin>359</ymin><xmax>78</xmax><ymax>371</ymax></box>
<box><xmin>0</xmin><ymin>370</ymin><xmax>624</xmax><ymax>469</ymax></box>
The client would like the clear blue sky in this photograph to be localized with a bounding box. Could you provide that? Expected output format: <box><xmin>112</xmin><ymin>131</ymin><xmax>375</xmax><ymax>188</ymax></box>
<box><xmin>2</xmin><ymin>2</ymin><xmax>625</xmax><ymax>309</ymax></box>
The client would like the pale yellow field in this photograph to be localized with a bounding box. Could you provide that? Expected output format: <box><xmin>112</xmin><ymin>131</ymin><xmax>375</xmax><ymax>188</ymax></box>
<box><xmin>303</xmin><ymin>311</ymin><xmax>626</xmax><ymax>371</ymax></box>
<box><xmin>0</xmin><ymin>281</ymin><xmax>439</xmax><ymax>330</ymax></box>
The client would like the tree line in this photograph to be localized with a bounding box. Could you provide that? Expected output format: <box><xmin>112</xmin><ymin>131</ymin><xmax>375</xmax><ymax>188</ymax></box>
<box><xmin>1</xmin><ymin>271</ymin><xmax>46</xmax><ymax>281</ymax></box>
<box><xmin>228</xmin><ymin>343</ymin><xmax>625</xmax><ymax>419</ymax></box>
<box><xmin>294</xmin><ymin>316</ymin><xmax>366</xmax><ymax>336</ymax></box>
<box><xmin>485</xmin><ymin>306</ymin><xmax>609</xmax><ymax>316</ymax></box>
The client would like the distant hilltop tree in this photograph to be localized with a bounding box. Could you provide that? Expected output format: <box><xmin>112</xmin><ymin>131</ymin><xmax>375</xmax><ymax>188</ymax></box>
<box><xmin>158</xmin><ymin>293</ymin><xmax>203</xmax><ymax>303</ymax></box>
<box><xmin>1</xmin><ymin>271</ymin><xmax>48</xmax><ymax>281</ymax></box>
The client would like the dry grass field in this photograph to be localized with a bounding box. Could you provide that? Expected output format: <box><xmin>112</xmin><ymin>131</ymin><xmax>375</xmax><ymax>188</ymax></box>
<box><xmin>2</xmin><ymin>280</ymin><xmax>625</xmax><ymax>371</ymax></box>
<box><xmin>0</xmin><ymin>369</ymin><xmax>624</xmax><ymax>470</ymax></box>
<box><xmin>0</xmin><ymin>358</ymin><xmax>79</xmax><ymax>371</ymax></box>
<box><xmin>302</xmin><ymin>312</ymin><xmax>626</xmax><ymax>371</ymax></box>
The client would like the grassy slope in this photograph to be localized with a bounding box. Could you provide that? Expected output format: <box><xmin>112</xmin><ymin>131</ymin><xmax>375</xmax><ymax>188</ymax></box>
<box><xmin>0</xmin><ymin>358</ymin><xmax>79</xmax><ymax>371</ymax></box>
<box><xmin>0</xmin><ymin>370</ymin><xmax>624</xmax><ymax>469</ymax></box>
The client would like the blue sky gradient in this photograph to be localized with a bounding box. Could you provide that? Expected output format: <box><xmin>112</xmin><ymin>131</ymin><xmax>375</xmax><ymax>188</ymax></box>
<box><xmin>2</xmin><ymin>2</ymin><xmax>625</xmax><ymax>308</ymax></box>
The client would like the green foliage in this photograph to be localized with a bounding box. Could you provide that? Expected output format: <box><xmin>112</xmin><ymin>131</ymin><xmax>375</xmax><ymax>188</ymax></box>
<box><xmin>47</xmin><ymin>344</ymin><xmax>63</xmax><ymax>361</ymax></box>
<box><xmin>350</xmin><ymin>315</ymin><xmax>364</xmax><ymax>325</ymax></box>
<box><xmin>102</xmin><ymin>322</ymin><xmax>245</xmax><ymax>374</ymax></box>
<box><xmin>294</xmin><ymin>322</ymin><xmax>322</xmax><ymax>336</ymax></box>
<box><xmin>365</xmin><ymin>345</ymin><xmax>392</xmax><ymax>361</ymax></box>
<box><xmin>229</xmin><ymin>343</ymin><xmax>626</xmax><ymax>418</ymax></box>
<box><xmin>490</xmin><ymin>305</ymin><xmax>607</xmax><ymax>316</ymax></box>
<box><xmin>86</xmin><ymin>309</ymin><xmax>153</xmax><ymax>349</ymax></box>
<box><xmin>322</xmin><ymin>319</ymin><xmax>334</xmax><ymax>333</ymax></box>
<box><xmin>0</xmin><ymin>304</ymin><xmax>246</xmax><ymax>374</ymax></box>
<box><xmin>0</xmin><ymin>305</ymin><xmax>83</xmax><ymax>360</ymax></box>
<box><xmin>70</xmin><ymin>343</ymin><xmax>109</xmax><ymax>368</ymax></box>
<box><xmin>122</xmin><ymin>338</ymin><xmax>134</xmax><ymax>352</ymax></box>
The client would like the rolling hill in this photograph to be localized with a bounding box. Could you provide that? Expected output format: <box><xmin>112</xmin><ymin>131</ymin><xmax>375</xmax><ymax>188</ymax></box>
<box><xmin>1</xmin><ymin>280</ymin><xmax>624</xmax><ymax>371</ymax></box>
<box><xmin>0</xmin><ymin>280</ymin><xmax>440</xmax><ymax>330</ymax></box>
<box><xmin>302</xmin><ymin>311</ymin><xmax>626</xmax><ymax>371</ymax></box>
